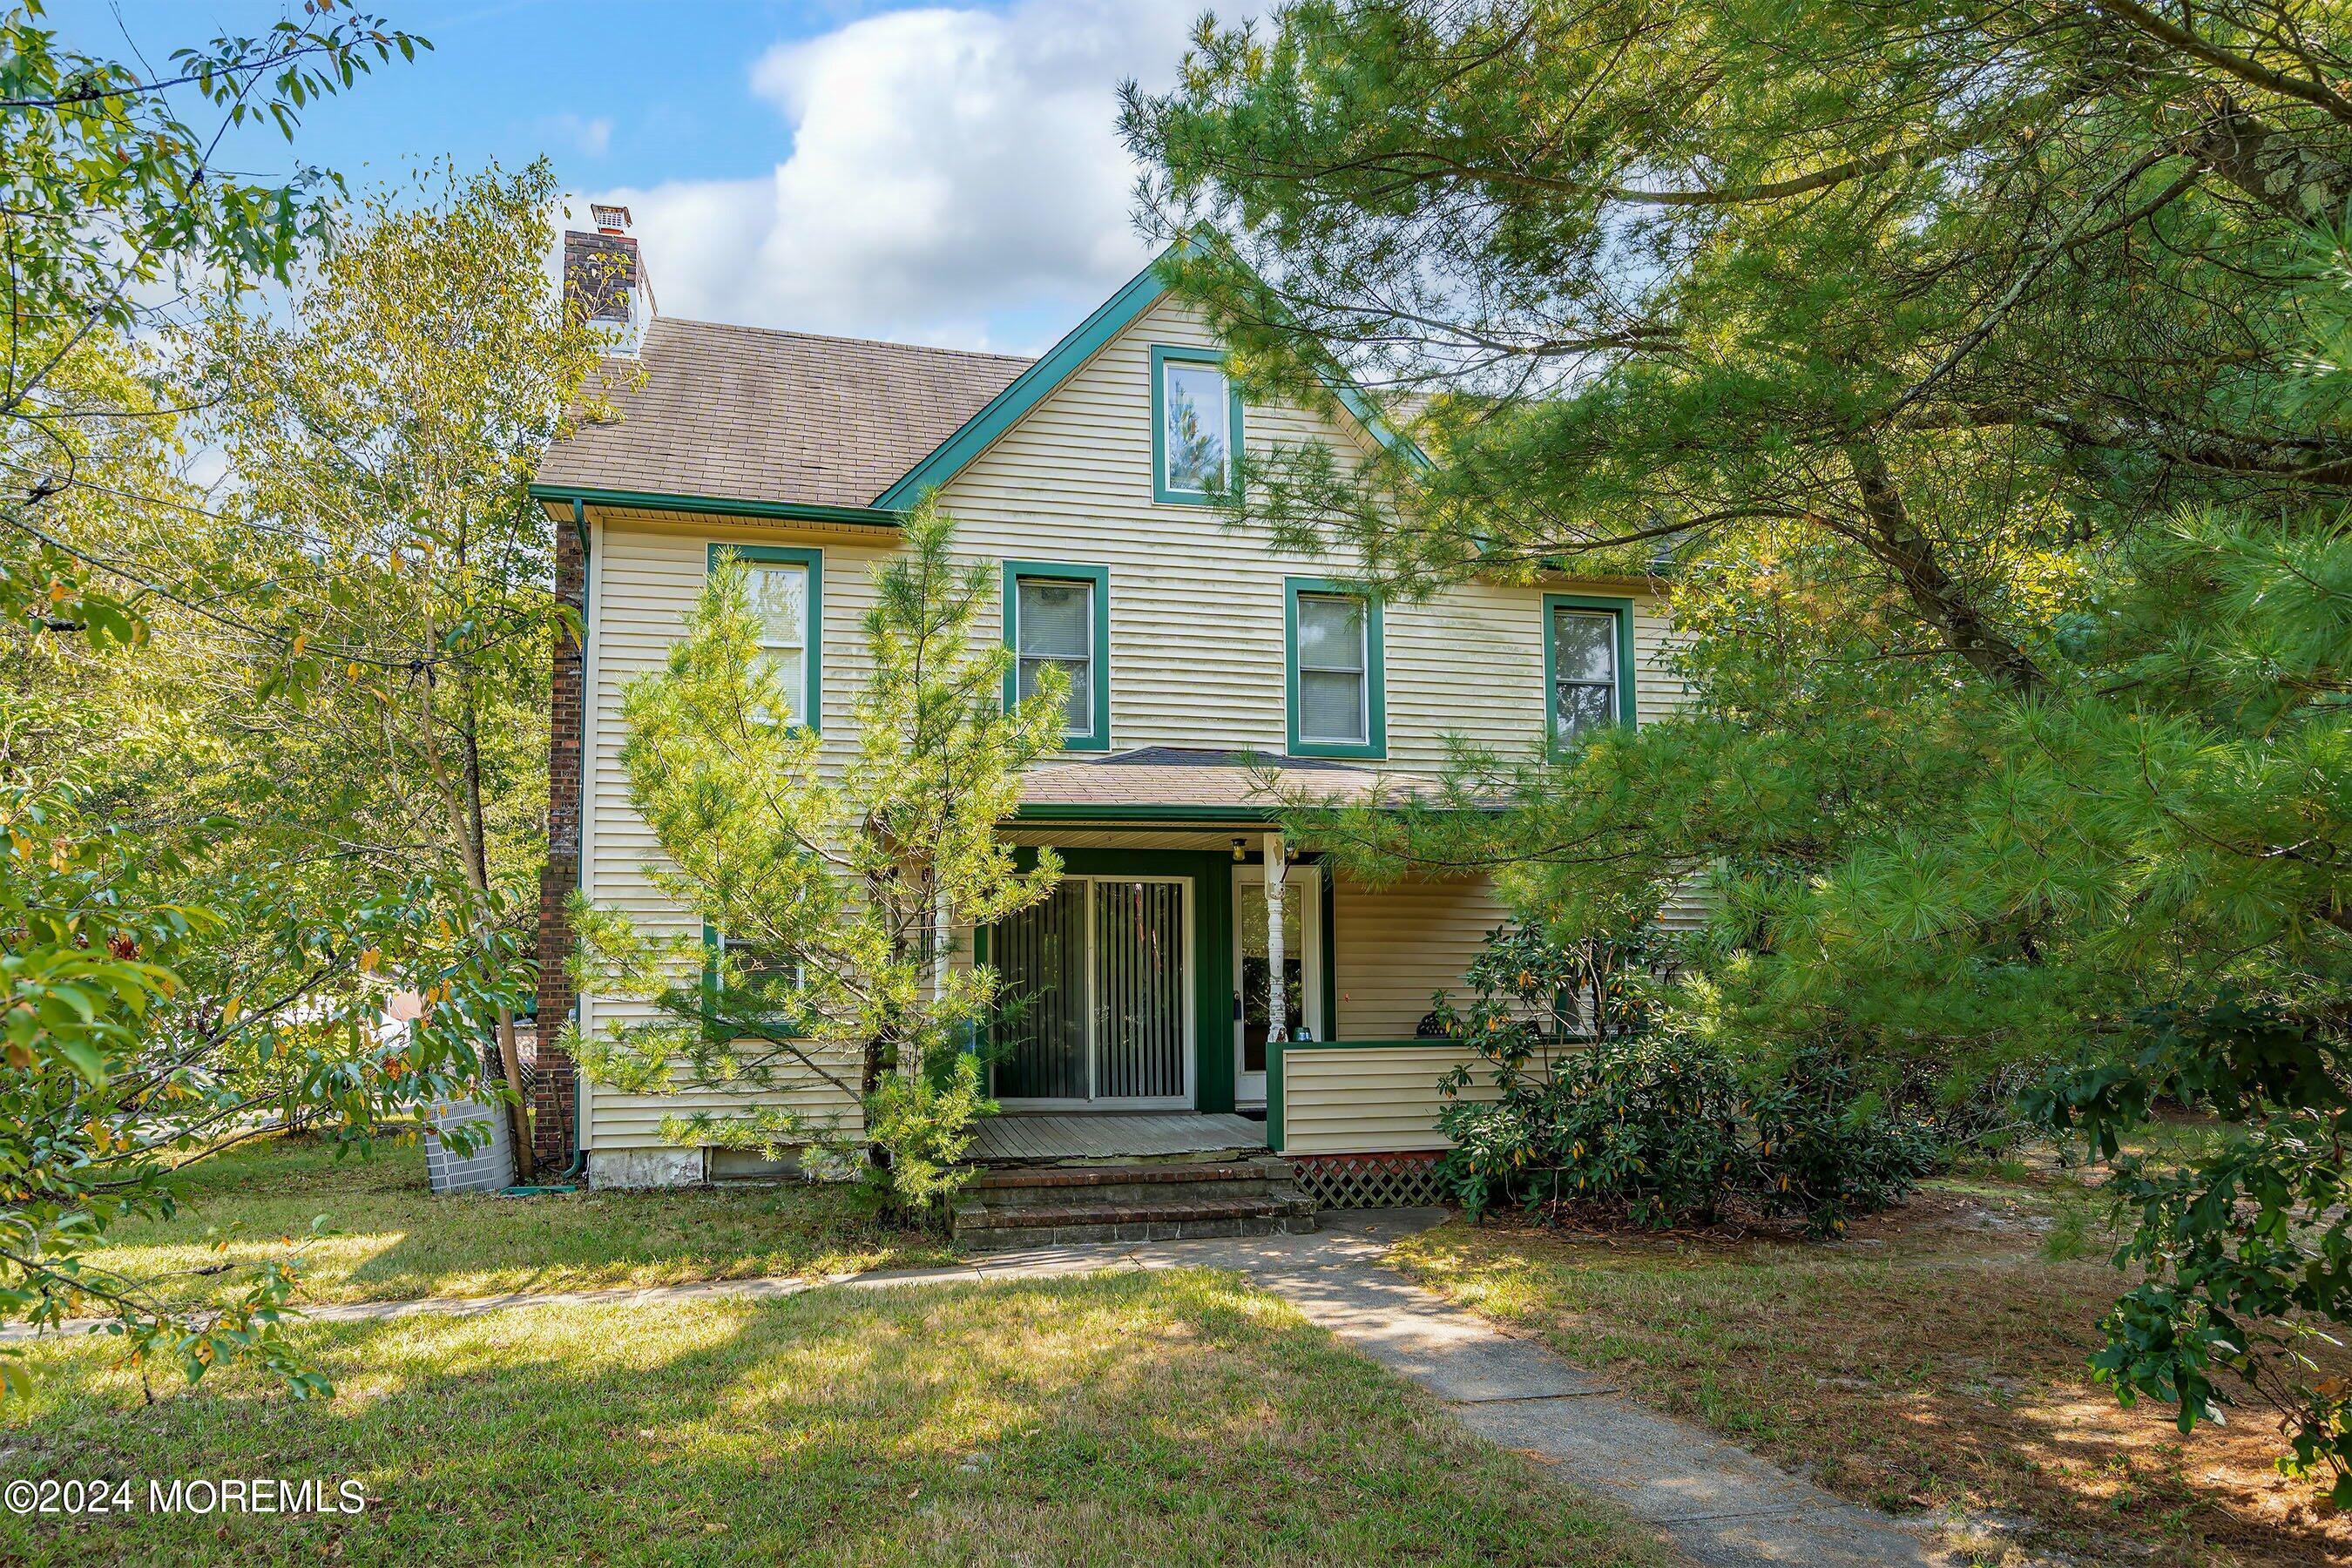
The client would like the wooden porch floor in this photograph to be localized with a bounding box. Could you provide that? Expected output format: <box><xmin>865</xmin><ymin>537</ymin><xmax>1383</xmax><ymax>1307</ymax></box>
<box><xmin>969</xmin><ymin>1112</ymin><xmax>1268</xmax><ymax>1166</ymax></box>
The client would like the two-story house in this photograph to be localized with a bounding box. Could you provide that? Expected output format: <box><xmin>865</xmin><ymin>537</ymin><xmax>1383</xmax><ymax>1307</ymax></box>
<box><xmin>529</xmin><ymin>213</ymin><xmax>1686</xmax><ymax>1214</ymax></box>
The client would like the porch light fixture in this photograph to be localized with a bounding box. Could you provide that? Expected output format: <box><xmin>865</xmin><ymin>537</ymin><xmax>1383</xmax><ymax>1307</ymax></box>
<box><xmin>1232</xmin><ymin>837</ymin><xmax>1247</xmax><ymax>862</ymax></box>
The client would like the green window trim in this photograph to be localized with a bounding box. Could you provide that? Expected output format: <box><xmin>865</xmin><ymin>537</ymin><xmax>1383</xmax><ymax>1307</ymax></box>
<box><xmin>700</xmin><ymin>923</ymin><xmax>806</xmax><ymax>1043</ymax></box>
<box><xmin>1541</xmin><ymin>592</ymin><xmax>1637</xmax><ymax>751</ymax></box>
<box><xmin>708</xmin><ymin>543</ymin><xmax>823</xmax><ymax>735</ymax></box>
<box><xmin>1150</xmin><ymin>343</ymin><xmax>1246</xmax><ymax>506</ymax></box>
<box><xmin>1001</xmin><ymin>559</ymin><xmax>1112</xmax><ymax>751</ymax></box>
<box><xmin>1284</xmin><ymin>577</ymin><xmax>1387</xmax><ymax>760</ymax></box>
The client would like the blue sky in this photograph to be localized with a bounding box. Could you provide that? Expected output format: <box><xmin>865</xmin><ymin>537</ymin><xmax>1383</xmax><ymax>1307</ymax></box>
<box><xmin>82</xmin><ymin>2</ymin><xmax>1226</xmax><ymax>352</ymax></box>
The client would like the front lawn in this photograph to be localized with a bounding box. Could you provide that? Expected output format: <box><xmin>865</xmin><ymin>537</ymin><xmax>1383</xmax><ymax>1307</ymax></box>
<box><xmin>74</xmin><ymin>1133</ymin><xmax>952</xmax><ymax>1310</ymax></box>
<box><xmin>3</xmin><ymin>1268</ymin><xmax>1665</xmax><ymax>1567</ymax></box>
<box><xmin>1391</xmin><ymin>1166</ymin><xmax>2348</xmax><ymax>1568</ymax></box>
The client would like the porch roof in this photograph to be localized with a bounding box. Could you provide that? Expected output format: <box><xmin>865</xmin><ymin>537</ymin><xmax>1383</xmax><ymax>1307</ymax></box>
<box><xmin>1012</xmin><ymin>747</ymin><xmax>1456</xmax><ymax>822</ymax></box>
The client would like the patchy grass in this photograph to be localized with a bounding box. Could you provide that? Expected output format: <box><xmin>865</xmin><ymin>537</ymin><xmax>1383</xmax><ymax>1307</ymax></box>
<box><xmin>74</xmin><ymin>1134</ymin><xmax>953</xmax><ymax>1310</ymax></box>
<box><xmin>1391</xmin><ymin>1165</ymin><xmax>2349</xmax><ymax>1568</ymax></box>
<box><xmin>2</xmin><ymin>1269</ymin><xmax>1665</xmax><ymax>1567</ymax></box>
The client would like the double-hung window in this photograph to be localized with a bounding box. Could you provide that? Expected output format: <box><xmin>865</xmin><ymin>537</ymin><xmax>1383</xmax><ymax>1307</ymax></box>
<box><xmin>712</xmin><ymin>544</ymin><xmax>823</xmax><ymax>733</ymax></box>
<box><xmin>1152</xmin><ymin>345</ymin><xmax>1243</xmax><ymax>504</ymax></box>
<box><xmin>705</xmin><ymin>924</ymin><xmax>805</xmax><ymax>1039</ymax></box>
<box><xmin>1286</xmin><ymin>578</ymin><xmax>1386</xmax><ymax>759</ymax></box>
<box><xmin>1544</xmin><ymin>595</ymin><xmax>1633</xmax><ymax>747</ymax></box>
<box><xmin>1004</xmin><ymin>561</ymin><xmax>1110</xmax><ymax>750</ymax></box>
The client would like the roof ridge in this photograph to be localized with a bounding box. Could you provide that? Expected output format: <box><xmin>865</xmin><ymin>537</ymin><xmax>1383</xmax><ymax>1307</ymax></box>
<box><xmin>652</xmin><ymin>315</ymin><xmax>1036</xmax><ymax>365</ymax></box>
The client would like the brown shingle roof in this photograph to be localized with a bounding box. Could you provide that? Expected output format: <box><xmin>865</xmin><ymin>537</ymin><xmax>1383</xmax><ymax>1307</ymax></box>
<box><xmin>1017</xmin><ymin>748</ymin><xmax>1454</xmax><ymax>814</ymax></box>
<box><xmin>540</xmin><ymin>317</ymin><xmax>1032</xmax><ymax>509</ymax></box>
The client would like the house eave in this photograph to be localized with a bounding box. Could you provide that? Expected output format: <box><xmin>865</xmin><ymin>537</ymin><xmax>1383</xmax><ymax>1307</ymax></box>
<box><xmin>528</xmin><ymin>483</ymin><xmax>904</xmax><ymax>530</ymax></box>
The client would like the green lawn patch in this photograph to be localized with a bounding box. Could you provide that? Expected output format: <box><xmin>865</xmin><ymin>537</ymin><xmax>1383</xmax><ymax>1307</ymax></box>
<box><xmin>75</xmin><ymin>1133</ymin><xmax>953</xmax><ymax>1310</ymax></box>
<box><xmin>3</xmin><ymin>1269</ymin><xmax>1664</xmax><ymax>1567</ymax></box>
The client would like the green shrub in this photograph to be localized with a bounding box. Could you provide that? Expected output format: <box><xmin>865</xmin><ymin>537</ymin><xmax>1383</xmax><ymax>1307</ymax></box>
<box><xmin>1441</xmin><ymin>1031</ymin><xmax>1747</xmax><ymax>1227</ymax></box>
<box><xmin>1747</xmin><ymin>1049</ymin><xmax>1940</xmax><ymax>1237</ymax></box>
<box><xmin>1432</xmin><ymin>923</ymin><xmax>1939</xmax><ymax>1236</ymax></box>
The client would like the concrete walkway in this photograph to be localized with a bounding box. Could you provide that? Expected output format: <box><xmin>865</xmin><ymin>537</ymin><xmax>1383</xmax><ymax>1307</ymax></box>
<box><xmin>16</xmin><ymin>1211</ymin><xmax>1957</xmax><ymax>1565</ymax></box>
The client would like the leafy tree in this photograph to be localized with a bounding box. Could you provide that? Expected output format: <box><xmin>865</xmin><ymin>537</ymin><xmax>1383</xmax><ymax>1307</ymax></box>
<box><xmin>0</xmin><ymin>6</ymin><xmax>532</xmax><ymax>1400</ymax></box>
<box><xmin>572</xmin><ymin>504</ymin><xmax>1069</xmax><ymax>1207</ymax></box>
<box><xmin>0</xmin><ymin>0</ymin><xmax>427</xmax><ymax>632</ymax></box>
<box><xmin>1128</xmin><ymin>0</ymin><xmax>2352</xmax><ymax>1490</ymax></box>
<box><xmin>187</xmin><ymin>159</ymin><xmax>619</xmax><ymax>1171</ymax></box>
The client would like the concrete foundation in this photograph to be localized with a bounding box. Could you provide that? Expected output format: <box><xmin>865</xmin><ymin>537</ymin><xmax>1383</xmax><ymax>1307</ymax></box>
<box><xmin>587</xmin><ymin>1146</ymin><xmax>707</xmax><ymax>1189</ymax></box>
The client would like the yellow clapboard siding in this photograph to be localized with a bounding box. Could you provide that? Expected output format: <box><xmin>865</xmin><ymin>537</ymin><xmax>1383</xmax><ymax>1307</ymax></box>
<box><xmin>1281</xmin><ymin>1042</ymin><xmax>1501</xmax><ymax>1155</ymax></box>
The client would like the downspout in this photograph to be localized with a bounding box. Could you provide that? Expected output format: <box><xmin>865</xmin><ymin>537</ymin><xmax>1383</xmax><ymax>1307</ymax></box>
<box><xmin>558</xmin><ymin>497</ymin><xmax>591</xmax><ymax>1179</ymax></box>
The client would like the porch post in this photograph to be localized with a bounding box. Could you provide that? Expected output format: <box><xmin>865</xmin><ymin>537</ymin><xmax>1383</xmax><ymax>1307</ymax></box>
<box><xmin>1262</xmin><ymin>829</ymin><xmax>1287</xmax><ymax>1045</ymax></box>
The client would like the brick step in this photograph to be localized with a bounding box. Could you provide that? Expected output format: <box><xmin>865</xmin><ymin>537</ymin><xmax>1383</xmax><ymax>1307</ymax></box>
<box><xmin>956</xmin><ymin>1191</ymin><xmax>1312</xmax><ymax>1229</ymax></box>
<box><xmin>953</xmin><ymin>1192</ymin><xmax>1319</xmax><ymax>1252</ymax></box>
<box><xmin>966</xmin><ymin>1160</ymin><xmax>1300</xmax><ymax>1209</ymax></box>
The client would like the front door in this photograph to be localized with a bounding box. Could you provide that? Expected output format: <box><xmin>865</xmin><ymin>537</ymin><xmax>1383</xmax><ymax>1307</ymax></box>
<box><xmin>1233</xmin><ymin>864</ymin><xmax>1321</xmax><ymax>1106</ymax></box>
<box><xmin>992</xmin><ymin>875</ymin><xmax>1193</xmax><ymax>1108</ymax></box>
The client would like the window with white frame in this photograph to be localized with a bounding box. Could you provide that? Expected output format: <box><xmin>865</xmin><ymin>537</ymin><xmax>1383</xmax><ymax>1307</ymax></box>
<box><xmin>1016</xmin><ymin>575</ymin><xmax>1095</xmax><ymax>738</ymax></box>
<box><xmin>746</xmin><ymin>560</ymin><xmax>810</xmax><ymax>727</ymax></box>
<box><xmin>1294</xmin><ymin>591</ymin><xmax>1370</xmax><ymax>746</ymax></box>
<box><xmin>1550</xmin><ymin>605</ymin><xmax>1622</xmax><ymax>743</ymax></box>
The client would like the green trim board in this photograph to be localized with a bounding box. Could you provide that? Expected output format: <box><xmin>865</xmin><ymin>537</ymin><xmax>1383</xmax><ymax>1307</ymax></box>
<box><xmin>1320</xmin><ymin>868</ymin><xmax>1337</xmax><ymax>1044</ymax></box>
<box><xmin>1284</xmin><ymin>577</ymin><xmax>1388</xmax><ymax>760</ymax></box>
<box><xmin>1001</xmin><ymin>559</ymin><xmax>1112</xmax><ymax>750</ymax></box>
<box><xmin>997</xmin><ymin>846</ymin><xmax>1238</xmax><ymax>1113</ymax></box>
<box><xmin>534</xmin><ymin>483</ymin><xmax>901</xmax><ymax>529</ymax></box>
<box><xmin>1150</xmin><ymin>343</ymin><xmax>1247</xmax><ymax>506</ymax></box>
<box><xmin>1013</xmin><ymin>803</ymin><xmax>1285</xmax><ymax>825</ymax></box>
<box><xmin>1010</xmin><ymin>801</ymin><xmax>1500</xmax><ymax>826</ymax></box>
<box><xmin>708</xmin><ymin>543</ymin><xmax>824</xmax><ymax>734</ymax></box>
<box><xmin>701</xmin><ymin>922</ymin><xmax>805</xmax><ymax>1043</ymax></box>
<box><xmin>1540</xmin><ymin>591</ymin><xmax>1637</xmax><ymax>750</ymax></box>
<box><xmin>875</xmin><ymin>240</ymin><xmax>1196</xmax><ymax>510</ymax></box>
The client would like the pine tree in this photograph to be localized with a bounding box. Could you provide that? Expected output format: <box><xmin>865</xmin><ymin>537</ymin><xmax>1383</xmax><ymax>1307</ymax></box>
<box><xmin>571</xmin><ymin>503</ymin><xmax>1068</xmax><ymax>1206</ymax></box>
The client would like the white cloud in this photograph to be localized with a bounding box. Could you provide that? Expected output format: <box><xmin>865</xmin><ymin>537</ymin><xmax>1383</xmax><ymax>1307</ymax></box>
<box><xmin>540</xmin><ymin>112</ymin><xmax>612</xmax><ymax>158</ymax></box>
<box><xmin>587</xmin><ymin>0</ymin><xmax>1217</xmax><ymax>351</ymax></box>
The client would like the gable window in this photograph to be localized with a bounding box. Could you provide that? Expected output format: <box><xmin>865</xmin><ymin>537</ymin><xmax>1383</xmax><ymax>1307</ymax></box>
<box><xmin>1285</xmin><ymin>578</ymin><xmax>1386</xmax><ymax>760</ymax></box>
<box><xmin>1151</xmin><ymin>344</ymin><xmax>1243</xmax><ymax>504</ymax></box>
<box><xmin>711</xmin><ymin>544</ymin><xmax>823</xmax><ymax>733</ymax></box>
<box><xmin>1544</xmin><ymin>594</ymin><xmax>1635</xmax><ymax>747</ymax></box>
<box><xmin>1003</xmin><ymin>561</ymin><xmax>1111</xmax><ymax>750</ymax></box>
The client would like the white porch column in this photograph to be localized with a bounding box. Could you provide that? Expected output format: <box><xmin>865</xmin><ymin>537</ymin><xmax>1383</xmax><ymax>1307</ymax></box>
<box><xmin>925</xmin><ymin>878</ymin><xmax>950</xmax><ymax>1080</ymax></box>
<box><xmin>1262</xmin><ymin>830</ymin><xmax>1287</xmax><ymax>1045</ymax></box>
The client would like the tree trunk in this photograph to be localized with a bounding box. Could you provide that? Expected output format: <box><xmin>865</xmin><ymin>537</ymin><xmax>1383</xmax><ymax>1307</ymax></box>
<box><xmin>2178</xmin><ymin>87</ymin><xmax>2352</xmax><ymax>224</ymax></box>
<box><xmin>1842</xmin><ymin>438</ymin><xmax>2047</xmax><ymax>693</ymax></box>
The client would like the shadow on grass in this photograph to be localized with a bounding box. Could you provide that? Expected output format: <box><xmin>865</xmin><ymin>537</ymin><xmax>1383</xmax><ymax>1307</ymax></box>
<box><xmin>1396</xmin><ymin>1197</ymin><xmax>2350</xmax><ymax>1568</ymax></box>
<box><xmin>82</xmin><ymin>1135</ymin><xmax>953</xmax><ymax>1308</ymax></box>
<box><xmin>3</xmin><ymin>1269</ymin><xmax>1660</xmax><ymax>1568</ymax></box>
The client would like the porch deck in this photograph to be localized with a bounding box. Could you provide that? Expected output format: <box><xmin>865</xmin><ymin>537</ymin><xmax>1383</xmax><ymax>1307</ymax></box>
<box><xmin>968</xmin><ymin>1112</ymin><xmax>1268</xmax><ymax>1166</ymax></box>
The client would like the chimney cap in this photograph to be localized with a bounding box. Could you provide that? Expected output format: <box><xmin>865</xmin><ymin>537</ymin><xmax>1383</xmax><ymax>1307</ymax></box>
<box><xmin>591</xmin><ymin>202</ymin><xmax>632</xmax><ymax>235</ymax></box>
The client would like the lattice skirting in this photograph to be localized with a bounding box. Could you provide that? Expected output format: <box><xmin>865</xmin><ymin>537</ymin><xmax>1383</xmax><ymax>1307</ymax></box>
<box><xmin>1290</xmin><ymin>1151</ymin><xmax>1450</xmax><ymax>1209</ymax></box>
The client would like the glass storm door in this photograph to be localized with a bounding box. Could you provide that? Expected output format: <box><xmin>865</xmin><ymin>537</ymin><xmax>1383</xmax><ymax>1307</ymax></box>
<box><xmin>993</xmin><ymin>876</ymin><xmax>1193</xmax><ymax>1107</ymax></box>
<box><xmin>1233</xmin><ymin>865</ymin><xmax>1321</xmax><ymax>1106</ymax></box>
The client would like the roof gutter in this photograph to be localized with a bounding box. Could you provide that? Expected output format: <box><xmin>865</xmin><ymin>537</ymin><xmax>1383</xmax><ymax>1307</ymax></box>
<box><xmin>529</xmin><ymin>483</ymin><xmax>904</xmax><ymax>529</ymax></box>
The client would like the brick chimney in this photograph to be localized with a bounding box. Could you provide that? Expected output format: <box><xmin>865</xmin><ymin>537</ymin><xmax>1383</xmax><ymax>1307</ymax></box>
<box><xmin>564</xmin><ymin>202</ymin><xmax>653</xmax><ymax>353</ymax></box>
